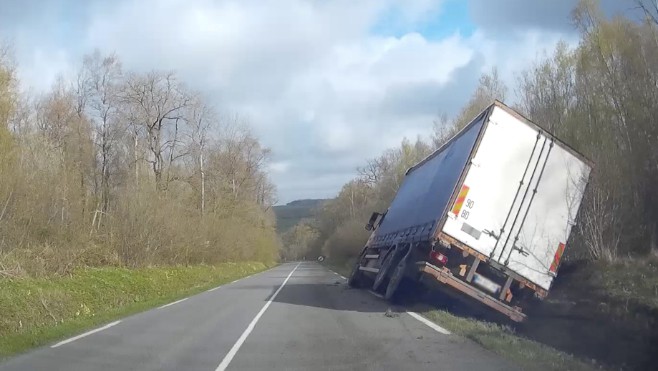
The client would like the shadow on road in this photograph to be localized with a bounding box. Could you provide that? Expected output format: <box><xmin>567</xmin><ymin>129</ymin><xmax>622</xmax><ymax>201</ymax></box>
<box><xmin>270</xmin><ymin>281</ymin><xmax>405</xmax><ymax>314</ymax></box>
<box><xmin>272</xmin><ymin>264</ymin><xmax>655</xmax><ymax>371</ymax></box>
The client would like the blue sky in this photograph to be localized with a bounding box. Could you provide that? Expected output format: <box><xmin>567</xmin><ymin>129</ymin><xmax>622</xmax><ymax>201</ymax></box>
<box><xmin>0</xmin><ymin>0</ymin><xmax>634</xmax><ymax>204</ymax></box>
<box><xmin>372</xmin><ymin>0</ymin><xmax>475</xmax><ymax>40</ymax></box>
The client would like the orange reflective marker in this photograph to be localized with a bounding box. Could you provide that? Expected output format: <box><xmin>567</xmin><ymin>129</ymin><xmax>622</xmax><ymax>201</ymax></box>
<box><xmin>550</xmin><ymin>242</ymin><xmax>565</xmax><ymax>273</ymax></box>
<box><xmin>451</xmin><ymin>185</ymin><xmax>470</xmax><ymax>216</ymax></box>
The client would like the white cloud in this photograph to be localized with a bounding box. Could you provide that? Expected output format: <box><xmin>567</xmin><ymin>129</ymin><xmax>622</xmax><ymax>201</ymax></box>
<box><xmin>2</xmin><ymin>0</ymin><xmax>575</xmax><ymax>203</ymax></box>
<box><xmin>16</xmin><ymin>47</ymin><xmax>74</xmax><ymax>92</ymax></box>
<box><xmin>269</xmin><ymin>161</ymin><xmax>291</xmax><ymax>174</ymax></box>
<box><xmin>465</xmin><ymin>29</ymin><xmax>579</xmax><ymax>99</ymax></box>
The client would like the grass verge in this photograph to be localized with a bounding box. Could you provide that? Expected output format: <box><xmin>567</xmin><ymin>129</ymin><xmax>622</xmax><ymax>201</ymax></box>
<box><xmin>0</xmin><ymin>261</ymin><xmax>275</xmax><ymax>358</ymax></box>
<box><xmin>556</xmin><ymin>258</ymin><xmax>658</xmax><ymax>312</ymax></box>
<box><xmin>419</xmin><ymin>309</ymin><xmax>597</xmax><ymax>371</ymax></box>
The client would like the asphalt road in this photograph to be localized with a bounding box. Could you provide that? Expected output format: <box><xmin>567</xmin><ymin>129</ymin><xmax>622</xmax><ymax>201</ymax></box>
<box><xmin>0</xmin><ymin>262</ymin><xmax>515</xmax><ymax>370</ymax></box>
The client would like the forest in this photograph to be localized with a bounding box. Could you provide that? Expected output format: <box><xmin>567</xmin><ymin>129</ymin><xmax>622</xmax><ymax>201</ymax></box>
<box><xmin>0</xmin><ymin>48</ymin><xmax>279</xmax><ymax>277</ymax></box>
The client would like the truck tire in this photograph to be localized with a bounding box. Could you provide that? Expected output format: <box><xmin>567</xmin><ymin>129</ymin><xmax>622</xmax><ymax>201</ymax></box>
<box><xmin>348</xmin><ymin>261</ymin><xmax>365</xmax><ymax>288</ymax></box>
<box><xmin>372</xmin><ymin>247</ymin><xmax>397</xmax><ymax>292</ymax></box>
<box><xmin>385</xmin><ymin>254</ymin><xmax>408</xmax><ymax>302</ymax></box>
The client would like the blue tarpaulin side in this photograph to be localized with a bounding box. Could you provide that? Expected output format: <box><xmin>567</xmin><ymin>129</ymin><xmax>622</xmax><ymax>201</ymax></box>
<box><xmin>372</xmin><ymin>111</ymin><xmax>487</xmax><ymax>247</ymax></box>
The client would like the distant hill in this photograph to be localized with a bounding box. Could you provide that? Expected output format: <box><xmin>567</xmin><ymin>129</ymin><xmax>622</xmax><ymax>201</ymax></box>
<box><xmin>273</xmin><ymin>199</ymin><xmax>327</xmax><ymax>233</ymax></box>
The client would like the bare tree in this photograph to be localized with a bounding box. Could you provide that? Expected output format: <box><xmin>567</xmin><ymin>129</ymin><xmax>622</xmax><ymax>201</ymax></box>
<box><xmin>636</xmin><ymin>0</ymin><xmax>658</xmax><ymax>25</ymax></box>
<box><xmin>121</xmin><ymin>71</ymin><xmax>192</xmax><ymax>190</ymax></box>
<box><xmin>0</xmin><ymin>43</ymin><xmax>17</xmax><ymax>129</ymax></box>
<box><xmin>78</xmin><ymin>51</ymin><xmax>124</xmax><ymax>215</ymax></box>
<box><xmin>216</xmin><ymin>122</ymin><xmax>271</xmax><ymax>200</ymax></box>
<box><xmin>187</xmin><ymin>100</ymin><xmax>213</xmax><ymax>215</ymax></box>
<box><xmin>33</xmin><ymin>77</ymin><xmax>94</xmax><ymax>225</ymax></box>
<box><xmin>1</xmin><ymin>49</ymin><xmax>282</xmax><ymax>273</ymax></box>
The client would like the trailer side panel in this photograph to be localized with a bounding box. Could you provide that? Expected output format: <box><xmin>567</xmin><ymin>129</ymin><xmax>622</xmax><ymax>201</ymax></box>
<box><xmin>372</xmin><ymin>111</ymin><xmax>487</xmax><ymax>246</ymax></box>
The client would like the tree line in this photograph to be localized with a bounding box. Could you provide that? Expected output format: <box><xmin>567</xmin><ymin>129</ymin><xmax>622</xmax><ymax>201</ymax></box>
<box><xmin>303</xmin><ymin>0</ymin><xmax>658</xmax><ymax>264</ymax></box>
<box><xmin>0</xmin><ymin>49</ymin><xmax>279</xmax><ymax>276</ymax></box>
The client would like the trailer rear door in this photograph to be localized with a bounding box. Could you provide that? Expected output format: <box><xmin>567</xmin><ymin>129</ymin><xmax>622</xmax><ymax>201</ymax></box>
<box><xmin>499</xmin><ymin>142</ymin><xmax>590</xmax><ymax>289</ymax></box>
<box><xmin>441</xmin><ymin>106</ymin><xmax>591</xmax><ymax>290</ymax></box>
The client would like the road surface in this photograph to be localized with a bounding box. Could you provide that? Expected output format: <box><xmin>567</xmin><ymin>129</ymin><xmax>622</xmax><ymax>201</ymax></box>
<box><xmin>0</xmin><ymin>262</ymin><xmax>514</xmax><ymax>370</ymax></box>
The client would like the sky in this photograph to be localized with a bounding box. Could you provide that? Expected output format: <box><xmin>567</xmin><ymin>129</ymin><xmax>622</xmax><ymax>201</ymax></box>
<box><xmin>0</xmin><ymin>0</ymin><xmax>636</xmax><ymax>204</ymax></box>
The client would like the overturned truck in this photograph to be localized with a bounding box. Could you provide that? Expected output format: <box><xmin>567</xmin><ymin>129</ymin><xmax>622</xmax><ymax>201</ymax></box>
<box><xmin>348</xmin><ymin>101</ymin><xmax>593</xmax><ymax>321</ymax></box>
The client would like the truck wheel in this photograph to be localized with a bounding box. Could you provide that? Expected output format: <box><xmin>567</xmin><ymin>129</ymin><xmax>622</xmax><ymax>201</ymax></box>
<box><xmin>348</xmin><ymin>261</ymin><xmax>364</xmax><ymax>288</ymax></box>
<box><xmin>385</xmin><ymin>255</ymin><xmax>408</xmax><ymax>302</ymax></box>
<box><xmin>372</xmin><ymin>248</ymin><xmax>397</xmax><ymax>292</ymax></box>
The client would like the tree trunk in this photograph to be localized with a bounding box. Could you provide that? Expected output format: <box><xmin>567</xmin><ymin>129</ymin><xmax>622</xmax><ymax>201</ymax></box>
<box><xmin>200</xmin><ymin>151</ymin><xmax>205</xmax><ymax>215</ymax></box>
<box><xmin>166</xmin><ymin>118</ymin><xmax>179</xmax><ymax>187</ymax></box>
<box><xmin>133</xmin><ymin>132</ymin><xmax>139</xmax><ymax>187</ymax></box>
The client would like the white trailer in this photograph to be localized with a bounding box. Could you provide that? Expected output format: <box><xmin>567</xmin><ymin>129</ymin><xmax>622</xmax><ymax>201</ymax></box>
<box><xmin>350</xmin><ymin>101</ymin><xmax>593</xmax><ymax>321</ymax></box>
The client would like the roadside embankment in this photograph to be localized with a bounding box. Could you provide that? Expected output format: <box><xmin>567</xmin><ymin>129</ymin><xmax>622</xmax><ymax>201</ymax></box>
<box><xmin>0</xmin><ymin>262</ymin><xmax>275</xmax><ymax>357</ymax></box>
<box><xmin>521</xmin><ymin>259</ymin><xmax>658</xmax><ymax>370</ymax></box>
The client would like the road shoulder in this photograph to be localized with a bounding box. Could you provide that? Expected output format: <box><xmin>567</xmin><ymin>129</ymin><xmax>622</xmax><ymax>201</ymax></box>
<box><xmin>325</xmin><ymin>262</ymin><xmax>595</xmax><ymax>371</ymax></box>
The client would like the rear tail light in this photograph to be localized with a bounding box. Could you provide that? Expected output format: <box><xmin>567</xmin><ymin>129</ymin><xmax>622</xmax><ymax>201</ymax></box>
<box><xmin>429</xmin><ymin>251</ymin><xmax>448</xmax><ymax>266</ymax></box>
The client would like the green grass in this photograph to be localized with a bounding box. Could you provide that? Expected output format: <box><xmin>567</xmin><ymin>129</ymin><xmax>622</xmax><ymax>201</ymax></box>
<box><xmin>0</xmin><ymin>262</ymin><xmax>275</xmax><ymax>358</ymax></box>
<box><xmin>419</xmin><ymin>310</ymin><xmax>596</xmax><ymax>371</ymax></box>
<box><xmin>574</xmin><ymin>259</ymin><xmax>658</xmax><ymax>311</ymax></box>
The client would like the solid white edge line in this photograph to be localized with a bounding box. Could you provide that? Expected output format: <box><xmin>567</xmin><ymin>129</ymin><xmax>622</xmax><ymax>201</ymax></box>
<box><xmin>215</xmin><ymin>262</ymin><xmax>301</xmax><ymax>371</ymax></box>
<box><xmin>327</xmin><ymin>268</ymin><xmax>347</xmax><ymax>280</ymax></box>
<box><xmin>324</xmin><ymin>265</ymin><xmax>448</xmax><ymax>336</ymax></box>
<box><xmin>207</xmin><ymin>286</ymin><xmax>220</xmax><ymax>292</ymax></box>
<box><xmin>158</xmin><ymin>297</ymin><xmax>188</xmax><ymax>309</ymax></box>
<box><xmin>406</xmin><ymin>311</ymin><xmax>451</xmax><ymax>335</ymax></box>
<box><xmin>51</xmin><ymin>320</ymin><xmax>121</xmax><ymax>348</ymax></box>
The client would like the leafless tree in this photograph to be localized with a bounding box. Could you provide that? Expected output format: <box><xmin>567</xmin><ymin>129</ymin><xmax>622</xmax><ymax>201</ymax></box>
<box><xmin>0</xmin><ymin>43</ymin><xmax>17</xmax><ymax>129</ymax></box>
<box><xmin>121</xmin><ymin>71</ymin><xmax>192</xmax><ymax>191</ymax></box>
<box><xmin>636</xmin><ymin>0</ymin><xmax>658</xmax><ymax>25</ymax></box>
<box><xmin>78</xmin><ymin>51</ymin><xmax>124</xmax><ymax>215</ymax></box>
<box><xmin>187</xmin><ymin>100</ymin><xmax>213</xmax><ymax>215</ymax></box>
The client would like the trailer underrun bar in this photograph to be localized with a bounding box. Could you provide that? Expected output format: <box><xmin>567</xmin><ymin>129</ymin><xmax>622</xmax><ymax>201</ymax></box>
<box><xmin>417</xmin><ymin>262</ymin><xmax>526</xmax><ymax>322</ymax></box>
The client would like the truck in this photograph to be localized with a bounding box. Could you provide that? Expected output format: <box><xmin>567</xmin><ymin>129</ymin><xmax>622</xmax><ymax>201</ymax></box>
<box><xmin>348</xmin><ymin>101</ymin><xmax>593</xmax><ymax>321</ymax></box>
